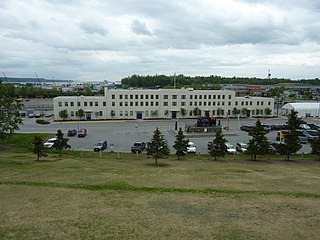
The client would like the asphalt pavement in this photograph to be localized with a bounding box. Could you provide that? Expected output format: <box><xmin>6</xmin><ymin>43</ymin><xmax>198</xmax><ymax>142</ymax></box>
<box><xmin>17</xmin><ymin>116</ymin><xmax>319</xmax><ymax>154</ymax></box>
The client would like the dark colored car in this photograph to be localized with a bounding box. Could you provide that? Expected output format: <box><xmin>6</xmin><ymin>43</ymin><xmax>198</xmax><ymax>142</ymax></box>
<box><xmin>307</xmin><ymin>123</ymin><xmax>320</xmax><ymax>130</ymax></box>
<box><xmin>303</xmin><ymin>130</ymin><xmax>319</xmax><ymax>143</ymax></box>
<box><xmin>131</xmin><ymin>142</ymin><xmax>146</xmax><ymax>153</ymax></box>
<box><xmin>67</xmin><ymin>129</ymin><xmax>77</xmax><ymax>137</ymax></box>
<box><xmin>240</xmin><ymin>125</ymin><xmax>254</xmax><ymax>132</ymax></box>
<box><xmin>270</xmin><ymin>124</ymin><xmax>285</xmax><ymax>131</ymax></box>
<box><xmin>94</xmin><ymin>140</ymin><xmax>108</xmax><ymax>151</ymax></box>
<box><xmin>78</xmin><ymin>128</ymin><xmax>87</xmax><ymax>137</ymax></box>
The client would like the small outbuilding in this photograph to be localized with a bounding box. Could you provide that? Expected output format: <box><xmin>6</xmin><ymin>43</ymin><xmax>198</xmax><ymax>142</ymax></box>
<box><xmin>282</xmin><ymin>102</ymin><xmax>320</xmax><ymax>118</ymax></box>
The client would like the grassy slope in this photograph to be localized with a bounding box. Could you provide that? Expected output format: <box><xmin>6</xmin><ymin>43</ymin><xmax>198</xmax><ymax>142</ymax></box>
<box><xmin>0</xmin><ymin>134</ymin><xmax>320</xmax><ymax>239</ymax></box>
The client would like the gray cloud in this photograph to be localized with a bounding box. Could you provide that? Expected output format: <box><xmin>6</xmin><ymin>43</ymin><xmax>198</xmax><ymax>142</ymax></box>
<box><xmin>0</xmin><ymin>0</ymin><xmax>319</xmax><ymax>81</ymax></box>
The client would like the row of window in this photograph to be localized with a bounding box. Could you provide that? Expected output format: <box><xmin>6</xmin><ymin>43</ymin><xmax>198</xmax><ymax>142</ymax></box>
<box><xmin>112</xmin><ymin>94</ymin><xmax>232</xmax><ymax>100</ymax></box>
<box><xmin>58</xmin><ymin>100</ymin><xmax>271</xmax><ymax>108</ymax></box>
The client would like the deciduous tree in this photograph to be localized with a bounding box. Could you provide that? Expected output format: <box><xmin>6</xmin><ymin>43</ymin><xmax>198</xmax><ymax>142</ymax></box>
<box><xmin>0</xmin><ymin>80</ymin><xmax>23</xmax><ymax>140</ymax></box>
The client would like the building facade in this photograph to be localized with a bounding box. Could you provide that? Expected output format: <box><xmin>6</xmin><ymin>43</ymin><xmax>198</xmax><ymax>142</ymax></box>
<box><xmin>53</xmin><ymin>88</ymin><xmax>274</xmax><ymax>120</ymax></box>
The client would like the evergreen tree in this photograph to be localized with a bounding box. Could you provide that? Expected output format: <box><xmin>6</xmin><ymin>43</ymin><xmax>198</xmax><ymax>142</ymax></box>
<box><xmin>52</xmin><ymin>129</ymin><xmax>70</xmax><ymax>156</ymax></box>
<box><xmin>246</xmin><ymin>120</ymin><xmax>270</xmax><ymax>161</ymax></box>
<box><xmin>209</xmin><ymin>128</ymin><xmax>227</xmax><ymax>160</ymax></box>
<box><xmin>311</xmin><ymin>130</ymin><xmax>320</xmax><ymax>160</ymax></box>
<box><xmin>32</xmin><ymin>135</ymin><xmax>47</xmax><ymax>161</ymax></box>
<box><xmin>0</xmin><ymin>80</ymin><xmax>23</xmax><ymax>140</ymax></box>
<box><xmin>146</xmin><ymin>128</ymin><xmax>170</xmax><ymax>165</ymax></box>
<box><xmin>173</xmin><ymin>128</ymin><xmax>189</xmax><ymax>160</ymax></box>
<box><xmin>280</xmin><ymin>110</ymin><xmax>303</xmax><ymax>160</ymax></box>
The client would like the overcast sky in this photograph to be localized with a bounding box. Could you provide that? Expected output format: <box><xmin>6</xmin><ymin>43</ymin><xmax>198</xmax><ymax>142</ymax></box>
<box><xmin>1</xmin><ymin>0</ymin><xmax>320</xmax><ymax>81</ymax></box>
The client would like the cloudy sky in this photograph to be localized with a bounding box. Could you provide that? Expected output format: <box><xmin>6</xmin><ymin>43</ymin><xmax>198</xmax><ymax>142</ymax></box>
<box><xmin>1</xmin><ymin>0</ymin><xmax>320</xmax><ymax>81</ymax></box>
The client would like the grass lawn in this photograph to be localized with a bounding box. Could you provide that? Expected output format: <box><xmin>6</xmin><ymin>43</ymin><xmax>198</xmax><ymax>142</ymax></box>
<box><xmin>0</xmin><ymin>134</ymin><xmax>320</xmax><ymax>239</ymax></box>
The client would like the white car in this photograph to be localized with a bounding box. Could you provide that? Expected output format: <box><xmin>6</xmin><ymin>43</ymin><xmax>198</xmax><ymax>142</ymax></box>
<box><xmin>300</xmin><ymin>124</ymin><xmax>310</xmax><ymax>130</ymax></box>
<box><xmin>44</xmin><ymin>138</ymin><xmax>57</xmax><ymax>149</ymax></box>
<box><xmin>187</xmin><ymin>142</ymin><xmax>197</xmax><ymax>153</ymax></box>
<box><xmin>225</xmin><ymin>143</ymin><xmax>237</xmax><ymax>154</ymax></box>
<box><xmin>236</xmin><ymin>142</ymin><xmax>248</xmax><ymax>152</ymax></box>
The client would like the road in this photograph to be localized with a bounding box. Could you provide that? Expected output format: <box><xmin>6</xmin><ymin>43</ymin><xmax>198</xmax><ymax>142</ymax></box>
<box><xmin>17</xmin><ymin>116</ymin><xmax>319</xmax><ymax>154</ymax></box>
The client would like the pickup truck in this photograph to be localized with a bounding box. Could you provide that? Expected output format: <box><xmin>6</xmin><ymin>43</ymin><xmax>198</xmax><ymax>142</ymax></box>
<box><xmin>131</xmin><ymin>142</ymin><xmax>146</xmax><ymax>153</ymax></box>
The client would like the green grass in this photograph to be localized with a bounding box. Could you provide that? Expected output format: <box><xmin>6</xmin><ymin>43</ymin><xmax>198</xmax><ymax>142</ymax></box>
<box><xmin>0</xmin><ymin>134</ymin><xmax>320</xmax><ymax>239</ymax></box>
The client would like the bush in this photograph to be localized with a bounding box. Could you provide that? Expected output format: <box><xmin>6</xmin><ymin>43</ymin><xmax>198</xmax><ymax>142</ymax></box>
<box><xmin>36</xmin><ymin>119</ymin><xmax>50</xmax><ymax>125</ymax></box>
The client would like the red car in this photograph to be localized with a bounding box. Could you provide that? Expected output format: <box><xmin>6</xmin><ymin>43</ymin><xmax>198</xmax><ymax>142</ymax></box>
<box><xmin>78</xmin><ymin>128</ymin><xmax>87</xmax><ymax>137</ymax></box>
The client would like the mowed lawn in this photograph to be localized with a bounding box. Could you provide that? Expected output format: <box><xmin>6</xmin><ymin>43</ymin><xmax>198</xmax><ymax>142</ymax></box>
<box><xmin>0</xmin><ymin>134</ymin><xmax>320</xmax><ymax>239</ymax></box>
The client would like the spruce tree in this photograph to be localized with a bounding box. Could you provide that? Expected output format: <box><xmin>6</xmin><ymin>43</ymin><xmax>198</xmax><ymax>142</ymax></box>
<box><xmin>173</xmin><ymin>128</ymin><xmax>189</xmax><ymax>160</ymax></box>
<box><xmin>209</xmin><ymin>128</ymin><xmax>227</xmax><ymax>160</ymax></box>
<box><xmin>147</xmin><ymin>128</ymin><xmax>170</xmax><ymax>165</ymax></box>
<box><xmin>311</xmin><ymin>130</ymin><xmax>320</xmax><ymax>160</ymax></box>
<box><xmin>280</xmin><ymin>110</ymin><xmax>303</xmax><ymax>160</ymax></box>
<box><xmin>32</xmin><ymin>135</ymin><xmax>47</xmax><ymax>161</ymax></box>
<box><xmin>52</xmin><ymin>129</ymin><xmax>70</xmax><ymax>156</ymax></box>
<box><xmin>246</xmin><ymin>120</ymin><xmax>269</xmax><ymax>161</ymax></box>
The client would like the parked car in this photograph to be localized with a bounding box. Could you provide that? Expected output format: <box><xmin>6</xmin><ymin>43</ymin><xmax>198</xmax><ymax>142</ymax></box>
<box><xmin>268</xmin><ymin>144</ymin><xmax>278</xmax><ymax>154</ymax></box>
<box><xmin>240</xmin><ymin>125</ymin><xmax>254</xmax><ymax>132</ymax></box>
<box><xmin>28</xmin><ymin>113</ymin><xmax>35</xmax><ymax>118</ymax></box>
<box><xmin>93</xmin><ymin>140</ymin><xmax>108</xmax><ymax>151</ymax></box>
<box><xmin>225</xmin><ymin>143</ymin><xmax>237</xmax><ymax>154</ymax></box>
<box><xmin>270</xmin><ymin>124</ymin><xmax>285</xmax><ymax>131</ymax></box>
<box><xmin>299</xmin><ymin>124</ymin><xmax>310</xmax><ymax>130</ymax></box>
<box><xmin>187</xmin><ymin>142</ymin><xmax>197</xmax><ymax>153</ymax></box>
<box><xmin>131</xmin><ymin>141</ymin><xmax>146</xmax><ymax>153</ymax></box>
<box><xmin>67</xmin><ymin>129</ymin><xmax>77</xmax><ymax>137</ymax></box>
<box><xmin>298</xmin><ymin>135</ymin><xmax>308</xmax><ymax>144</ymax></box>
<box><xmin>236</xmin><ymin>142</ymin><xmax>248</xmax><ymax>152</ymax></box>
<box><xmin>45</xmin><ymin>113</ymin><xmax>53</xmax><ymax>117</ymax></box>
<box><xmin>307</xmin><ymin>123</ymin><xmax>320</xmax><ymax>130</ymax></box>
<box><xmin>262</xmin><ymin>125</ymin><xmax>271</xmax><ymax>133</ymax></box>
<box><xmin>78</xmin><ymin>128</ymin><xmax>87</xmax><ymax>137</ymax></box>
<box><xmin>35</xmin><ymin>113</ymin><xmax>41</xmax><ymax>118</ymax></box>
<box><xmin>207</xmin><ymin>141</ymin><xmax>213</xmax><ymax>150</ymax></box>
<box><xmin>43</xmin><ymin>138</ymin><xmax>57</xmax><ymax>149</ymax></box>
<box><xmin>303</xmin><ymin>130</ymin><xmax>318</xmax><ymax>143</ymax></box>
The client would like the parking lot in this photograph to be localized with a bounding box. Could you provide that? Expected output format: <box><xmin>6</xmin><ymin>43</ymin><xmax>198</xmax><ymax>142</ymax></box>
<box><xmin>17</xmin><ymin>116</ymin><xmax>320</xmax><ymax>154</ymax></box>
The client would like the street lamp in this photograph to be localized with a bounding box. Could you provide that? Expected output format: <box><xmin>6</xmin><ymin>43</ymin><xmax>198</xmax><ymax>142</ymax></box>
<box><xmin>77</xmin><ymin>94</ymin><xmax>84</xmax><ymax>132</ymax></box>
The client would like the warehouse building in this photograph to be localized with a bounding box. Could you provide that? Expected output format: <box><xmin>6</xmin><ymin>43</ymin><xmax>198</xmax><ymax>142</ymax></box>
<box><xmin>53</xmin><ymin>88</ymin><xmax>274</xmax><ymax>120</ymax></box>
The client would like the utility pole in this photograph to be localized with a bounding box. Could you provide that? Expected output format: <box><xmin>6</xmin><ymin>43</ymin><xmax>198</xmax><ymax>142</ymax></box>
<box><xmin>173</xmin><ymin>73</ymin><xmax>176</xmax><ymax>89</ymax></box>
<box><xmin>2</xmin><ymin>72</ymin><xmax>7</xmax><ymax>82</ymax></box>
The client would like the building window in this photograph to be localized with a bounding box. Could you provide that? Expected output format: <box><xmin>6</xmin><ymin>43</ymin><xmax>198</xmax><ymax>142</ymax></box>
<box><xmin>218</xmin><ymin>95</ymin><xmax>221</xmax><ymax>99</ymax></box>
<box><xmin>140</xmin><ymin>102</ymin><xmax>144</xmax><ymax>106</ymax></box>
<box><xmin>235</xmin><ymin>101</ymin><xmax>238</xmax><ymax>106</ymax></box>
<box><xmin>99</xmin><ymin>111</ymin><xmax>103</xmax><ymax>116</ymax></box>
<box><xmin>119</xmin><ymin>95</ymin><xmax>123</xmax><ymax>99</ymax></box>
<box><xmin>213</xmin><ymin>102</ymin><xmax>216</xmax><ymax>106</ymax></box>
<box><xmin>151</xmin><ymin>102</ymin><xmax>154</xmax><ymax>106</ymax></box>
<box><xmin>58</xmin><ymin>102</ymin><xmax>62</xmax><ymax>107</ymax></box>
<box><xmin>146</xmin><ymin>102</ymin><xmax>149</xmax><ymax>106</ymax></box>
<box><xmin>155</xmin><ymin>102</ymin><xmax>159</xmax><ymax>106</ymax></box>
<box><xmin>164</xmin><ymin>95</ymin><xmax>168</xmax><ymax>99</ymax></box>
<box><xmin>172</xmin><ymin>95</ymin><xmax>177</xmax><ymax>99</ymax></box>
<box><xmin>228</xmin><ymin>102</ymin><xmax>231</xmax><ymax>106</ymax></box>
<box><xmin>78</xmin><ymin>102</ymin><xmax>80</xmax><ymax>107</ymax></box>
<box><xmin>212</xmin><ymin>110</ymin><xmax>215</xmax><ymax>115</ymax></box>
<box><xmin>95</xmin><ymin>102</ymin><xmax>98</xmax><ymax>106</ymax></box>
<box><xmin>90</xmin><ymin>102</ymin><xmax>93</xmax><ymax>107</ymax></box>
<box><xmin>84</xmin><ymin>102</ymin><xmax>88</xmax><ymax>106</ymax></box>
<box><xmin>112</xmin><ymin>102</ymin><xmax>115</xmax><ymax>107</ymax></box>
<box><xmin>257</xmin><ymin>101</ymin><xmax>260</xmax><ymax>106</ymax></box>
<box><xmin>119</xmin><ymin>102</ymin><xmax>123</xmax><ymax>107</ymax></box>
<box><xmin>172</xmin><ymin>102</ymin><xmax>177</xmax><ymax>106</ymax></box>
<box><xmin>208</xmin><ymin>95</ymin><xmax>212</xmax><ymax>99</ymax></box>
<box><xmin>70</xmin><ymin>102</ymin><xmax>74</xmax><ymax>107</ymax></box>
<box><xmin>151</xmin><ymin>95</ymin><xmax>154</xmax><ymax>99</ymax></box>
<box><xmin>213</xmin><ymin>95</ymin><xmax>216</xmax><ymax>99</ymax></box>
<box><xmin>204</xmin><ymin>95</ymin><xmax>207</xmax><ymax>99</ymax></box>
<box><xmin>125</xmin><ymin>111</ymin><xmax>128</xmax><ymax>116</ymax></box>
<box><xmin>199</xmin><ymin>102</ymin><xmax>202</xmax><ymax>106</ymax></box>
<box><xmin>130</xmin><ymin>95</ymin><xmax>133</xmax><ymax>99</ymax></box>
<box><xmin>208</xmin><ymin>102</ymin><xmax>211</xmax><ymax>106</ymax></box>
<box><xmin>222</xmin><ymin>95</ymin><xmax>225</xmax><ymax>99</ymax></box>
<box><xmin>120</xmin><ymin>111</ymin><xmax>123</xmax><ymax>116</ymax></box>
<box><xmin>241</xmin><ymin>101</ymin><xmax>244</xmax><ymax>106</ymax></box>
<box><xmin>156</xmin><ymin>95</ymin><xmax>159</xmax><ymax>99</ymax></box>
<box><xmin>135</xmin><ymin>102</ymin><xmax>138</xmax><ymax>106</ymax></box>
<box><xmin>71</xmin><ymin>111</ymin><xmax>74</xmax><ymax>117</ymax></box>
<box><xmin>135</xmin><ymin>95</ymin><xmax>138</xmax><ymax>99</ymax></box>
<box><xmin>194</xmin><ymin>95</ymin><xmax>197</xmax><ymax>100</ymax></box>
<box><xmin>65</xmin><ymin>102</ymin><xmax>68</xmax><ymax>107</ymax></box>
<box><xmin>181</xmin><ymin>102</ymin><xmax>185</xmax><ymax>106</ymax></box>
<box><xmin>140</xmin><ymin>95</ymin><xmax>143</xmax><ymax>99</ymax></box>
<box><xmin>217</xmin><ymin>102</ymin><xmax>220</xmax><ymax>106</ymax></box>
<box><xmin>194</xmin><ymin>102</ymin><xmax>197</xmax><ymax>106</ymax></box>
<box><xmin>181</xmin><ymin>95</ymin><xmax>186</xmax><ymax>99</ymax></box>
<box><xmin>190</xmin><ymin>95</ymin><xmax>193</xmax><ymax>99</ymax></box>
<box><xmin>261</xmin><ymin>101</ymin><xmax>264</xmax><ymax>106</ymax></box>
<box><xmin>103</xmin><ymin>102</ymin><xmax>106</xmax><ymax>106</ymax></box>
<box><xmin>125</xmin><ymin>102</ymin><xmax>128</xmax><ymax>106</ymax></box>
<box><xmin>199</xmin><ymin>95</ymin><xmax>202</xmax><ymax>100</ymax></box>
<box><xmin>246</xmin><ymin>101</ymin><xmax>248</xmax><ymax>106</ymax></box>
<box><xmin>145</xmin><ymin>95</ymin><xmax>148</xmax><ymax>99</ymax></box>
<box><xmin>112</xmin><ymin>95</ymin><xmax>115</xmax><ymax>99</ymax></box>
<box><xmin>130</xmin><ymin>102</ymin><xmax>133</xmax><ymax>106</ymax></box>
<box><xmin>164</xmin><ymin>102</ymin><xmax>168</xmax><ymax>106</ymax></box>
<box><xmin>222</xmin><ymin>102</ymin><xmax>224</xmax><ymax>106</ymax></box>
<box><xmin>229</xmin><ymin>95</ymin><xmax>232</xmax><ymax>99</ymax></box>
<box><xmin>145</xmin><ymin>110</ymin><xmax>149</xmax><ymax>117</ymax></box>
<box><xmin>190</xmin><ymin>102</ymin><xmax>193</xmax><ymax>106</ymax></box>
<box><xmin>203</xmin><ymin>102</ymin><xmax>206</xmax><ymax>106</ymax></box>
<box><xmin>125</xmin><ymin>95</ymin><xmax>128</xmax><ymax>99</ymax></box>
<box><xmin>130</xmin><ymin>111</ymin><xmax>133</xmax><ymax>116</ymax></box>
<box><xmin>268</xmin><ymin>101</ymin><xmax>271</xmax><ymax>106</ymax></box>
<box><xmin>250</xmin><ymin>102</ymin><xmax>252</xmax><ymax>106</ymax></box>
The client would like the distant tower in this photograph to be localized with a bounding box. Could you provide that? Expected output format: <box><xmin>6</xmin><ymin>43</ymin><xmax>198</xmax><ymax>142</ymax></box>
<box><xmin>268</xmin><ymin>69</ymin><xmax>271</xmax><ymax>79</ymax></box>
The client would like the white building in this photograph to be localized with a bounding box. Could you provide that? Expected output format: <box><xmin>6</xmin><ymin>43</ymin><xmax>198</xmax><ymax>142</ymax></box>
<box><xmin>53</xmin><ymin>88</ymin><xmax>274</xmax><ymax>120</ymax></box>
